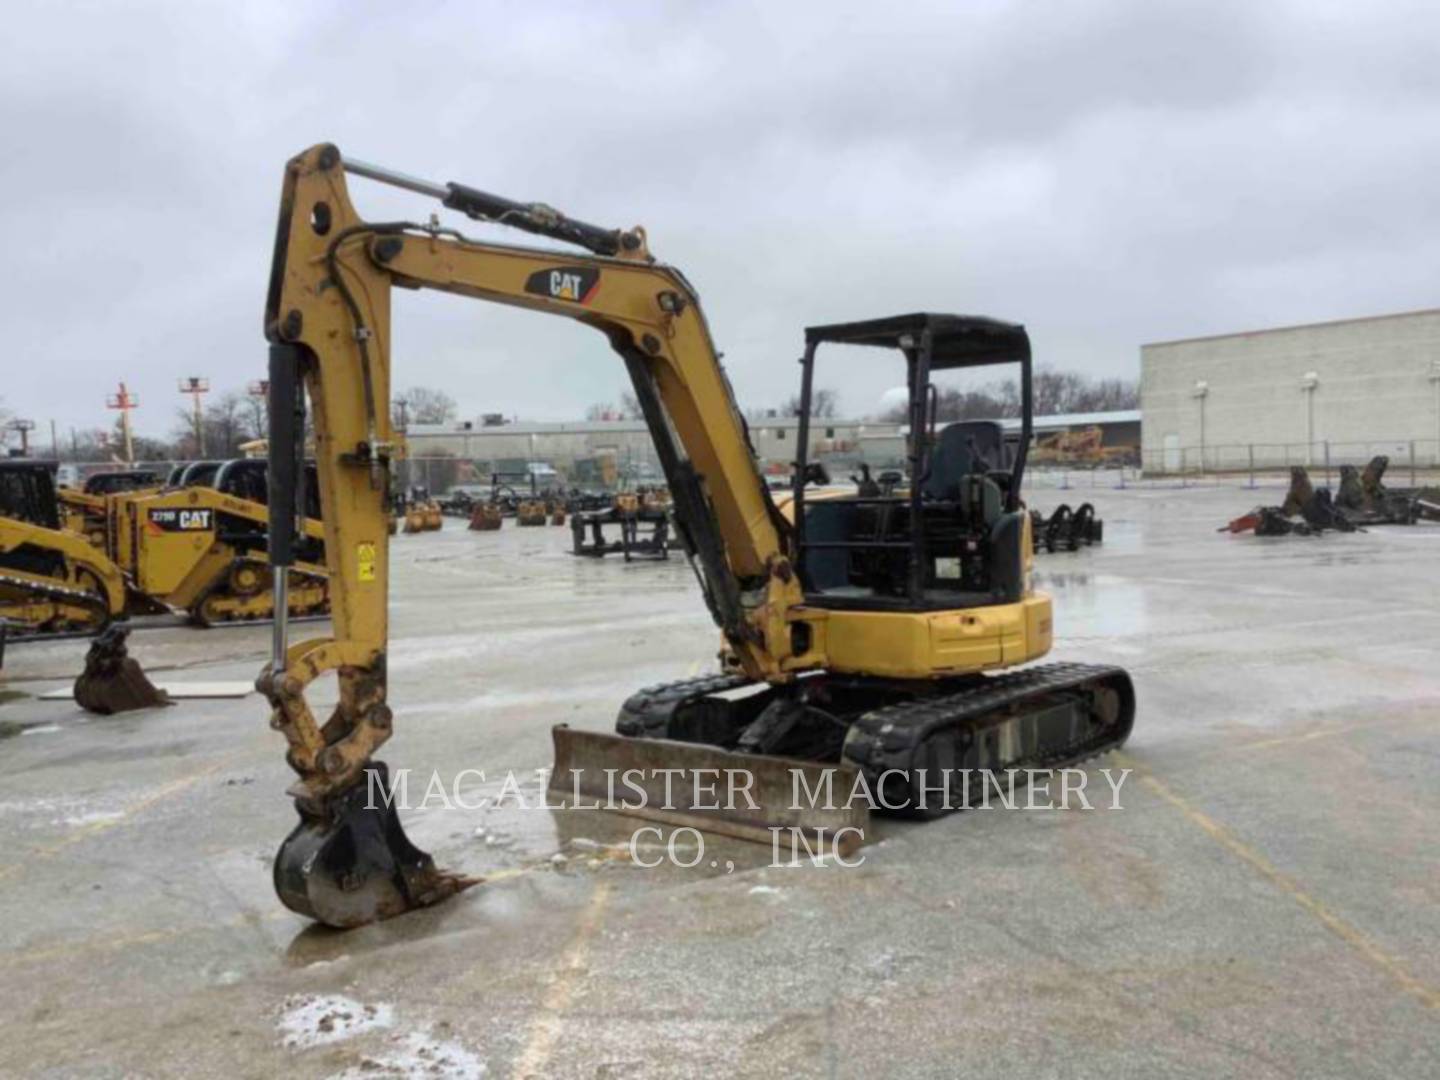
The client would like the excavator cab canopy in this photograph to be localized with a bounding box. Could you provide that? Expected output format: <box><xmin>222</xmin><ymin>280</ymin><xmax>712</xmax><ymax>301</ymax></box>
<box><xmin>804</xmin><ymin>312</ymin><xmax>1032</xmax><ymax>371</ymax></box>
<box><xmin>792</xmin><ymin>313</ymin><xmax>1033</xmax><ymax>612</ymax></box>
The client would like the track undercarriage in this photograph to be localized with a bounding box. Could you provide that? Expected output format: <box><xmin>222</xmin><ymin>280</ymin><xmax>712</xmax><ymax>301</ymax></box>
<box><xmin>615</xmin><ymin>663</ymin><xmax>1135</xmax><ymax>817</ymax></box>
<box><xmin>189</xmin><ymin>558</ymin><xmax>330</xmax><ymax>627</ymax></box>
<box><xmin>0</xmin><ymin>569</ymin><xmax>113</xmax><ymax>639</ymax></box>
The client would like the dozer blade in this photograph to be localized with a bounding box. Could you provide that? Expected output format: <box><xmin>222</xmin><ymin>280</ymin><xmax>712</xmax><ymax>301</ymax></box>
<box><xmin>274</xmin><ymin>762</ymin><xmax>477</xmax><ymax>929</ymax></box>
<box><xmin>73</xmin><ymin>626</ymin><xmax>172</xmax><ymax>715</ymax></box>
<box><xmin>550</xmin><ymin>726</ymin><xmax>869</xmax><ymax>856</ymax></box>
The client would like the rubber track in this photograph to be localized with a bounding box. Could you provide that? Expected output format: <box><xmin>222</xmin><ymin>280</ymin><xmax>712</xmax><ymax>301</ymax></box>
<box><xmin>616</xmin><ymin>672</ymin><xmax>755</xmax><ymax>735</ymax></box>
<box><xmin>193</xmin><ymin>556</ymin><xmax>329</xmax><ymax>627</ymax></box>
<box><xmin>0</xmin><ymin>571</ymin><xmax>110</xmax><ymax>638</ymax></box>
<box><xmin>841</xmin><ymin>661</ymin><xmax>1134</xmax><ymax>785</ymax></box>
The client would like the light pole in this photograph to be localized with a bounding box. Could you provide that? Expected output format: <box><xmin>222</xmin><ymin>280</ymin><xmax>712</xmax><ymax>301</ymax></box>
<box><xmin>179</xmin><ymin>377</ymin><xmax>210</xmax><ymax>457</ymax></box>
<box><xmin>1300</xmin><ymin>371</ymin><xmax>1319</xmax><ymax>466</ymax></box>
<box><xmin>1430</xmin><ymin>360</ymin><xmax>1440</xmax><ymax>466</ymax></box>
<box><xmin>6</xmin><ymin>419</ymin><xmax>35</xmax><ymax>457</ymax></box>
<box><xmin>106</xmin><ymin>382</ymin><xmax>139</xmax><ymax>465</ymax></box>
<box><xmin>1191</xmin><ymin>380</ymin><xmax>1208</xmax><ymax>472</ymax></box>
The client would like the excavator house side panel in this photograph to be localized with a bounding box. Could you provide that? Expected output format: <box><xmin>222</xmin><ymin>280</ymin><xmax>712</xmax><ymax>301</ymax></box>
<box><xmin>804</xmin><ymin>594</ymin><xmax>1051</xmax><ymax>679</ymax></box>
<box><xmin>1015</xmin><ymin>593</ymin><xmax>1053</xmax><ymax>663</ymax></box>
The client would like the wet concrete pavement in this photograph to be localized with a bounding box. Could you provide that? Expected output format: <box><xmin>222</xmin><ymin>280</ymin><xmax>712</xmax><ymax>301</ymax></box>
<box><xmin>2</xmin><ymin>484</ymin><xmax>1438</xmax><ymax>1078</ymax></box>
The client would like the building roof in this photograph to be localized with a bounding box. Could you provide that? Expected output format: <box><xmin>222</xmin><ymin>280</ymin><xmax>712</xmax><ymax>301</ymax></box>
<box><xmin>1003</xmin><ymin>409</ymin><xmax>1140</xmax><ymax>431</ymax></box>
<box><xmin>1142</xmin><ymin>307</ymin><xmax>1440</xmax><ymax>349</ymax></box>
<box><xmin>407</xmin><ymin>416</ymin><xmax>895</xmax><ymax>436</ymax></box>
<box><xmin>889</xmin><ymin>409</ymin><xmax>1140</xmax><ymax>438</ymax></box>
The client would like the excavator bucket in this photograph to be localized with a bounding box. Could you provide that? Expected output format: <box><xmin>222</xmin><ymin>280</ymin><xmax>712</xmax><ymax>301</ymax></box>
<box><xmin>273</xmin><ymin>762</ymin><xmax>477</xmax><ymax>928</ymax></box>
<box><xmin>73</xmin><ymin>626</ymin><xmax>172</xmax><ymax>715</ymax></box>
<box><xmin>549</xmin><ymin>726</ymin><xmax>869</xmax><ymax>856</ymax></box>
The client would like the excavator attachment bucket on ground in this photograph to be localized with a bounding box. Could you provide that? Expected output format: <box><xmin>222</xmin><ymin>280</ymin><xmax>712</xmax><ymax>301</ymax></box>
<box><xmin>549</xmin><ymin>726</ymin><xmax>869</xmax><ymax>856</ymax></box>
<box><xmin>273</xmin><ymin>762</ymin><xmax>477</xmax><ymax>929</ymax></box>
<box><xmin>73</xmin><ymin>626</ymin><xmax>172</xmax><ymax>715</ymax></box>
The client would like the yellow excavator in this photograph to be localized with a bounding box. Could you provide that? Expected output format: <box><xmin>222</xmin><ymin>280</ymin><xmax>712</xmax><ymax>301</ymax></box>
<box><xmin>0</xmin><ymin>460</ymin><xmax>128</xmax><ymax>637</ymax></box>
<box><xmin>260</xmin><ymin>144</ymin><xmax>1135</xmax><ymax>928</ymax></box>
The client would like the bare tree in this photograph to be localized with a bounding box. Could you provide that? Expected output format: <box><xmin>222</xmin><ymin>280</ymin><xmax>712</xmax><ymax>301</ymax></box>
<box><xmin>205</xmin><ymin>391</ymin><xmax>248</xmax><ymax>457</ymax></box>
<box><xmin>170</xmin><ymin>406</ymin><xmax>202</xmax><ymax>458</ymax></box>
<box><xmin>242</xmin><ymin>393</ymin><xmax>267</xmax><ymax>442</ymax></box>
<box><xmin>59</xmin><ymin>428</ymin><xmax>111</xmax><ymax>462</ymax></box>
<box><xmin>880</xmin><ymin>370</ymin><xmax>1137</xmax><ymax>422</ymax></box>
<box><xmin>394</xmin><ymin>386</ymin><xmax>458</xmax><ymax>427</ymax></box>
<box><xmin>781</xmin><ymin>387</ymin><xmax>840</xmax><ymax>418</ymax></box>
<box><xmin>586</xmin><ymin>392</ymin><xmax>645</xmax><ymax>422</ymax></box>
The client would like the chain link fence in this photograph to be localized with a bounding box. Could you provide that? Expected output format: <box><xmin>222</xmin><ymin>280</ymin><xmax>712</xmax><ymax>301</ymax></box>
<box><xmin>1021</xmin><ymin>439</ymin><xmax>1440</xmax><ymax>493</ymax></box>
<box><xmin>49</xmin><ymin>437</ymin><xmax>1440</xmax><ymax>498</ymax></box>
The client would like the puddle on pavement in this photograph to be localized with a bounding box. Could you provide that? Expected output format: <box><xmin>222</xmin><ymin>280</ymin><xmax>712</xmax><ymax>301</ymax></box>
<box><xmin>420</xmin><ymin>769</ymin><xmax>783</xmax><ymax>885</ymax></box>
<box><xmin>278</xmin><ymin>765</ymin><xmax>883</xmax><ymax>965</ymax></box>
<box><xmin>1035</xmin><ymin>573</ymin><xmax>1150</xmax><ymax>639</ymax></box>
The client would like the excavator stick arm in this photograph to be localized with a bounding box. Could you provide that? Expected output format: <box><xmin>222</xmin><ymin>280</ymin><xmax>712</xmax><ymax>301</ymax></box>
<box><xmin>261</xmin><ymin>144</ymin><xmax>811</xmax><ymax>926</ymax></box>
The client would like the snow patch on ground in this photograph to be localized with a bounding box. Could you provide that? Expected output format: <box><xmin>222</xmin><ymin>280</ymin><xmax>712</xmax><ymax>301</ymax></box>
<box><xmin>62</xmin><ymin>810</ymin><xmax>125</xmax><ymax>827</ymax></box>
<box><xmin>331</xmin><ymin>1026</ymin><xmax>486</xmax><ymax>1078</ymax></box>
<box><xmin>278</xmin><ymin>994</ymin><xmax>394</xmax><ymax>1049</ymax></box>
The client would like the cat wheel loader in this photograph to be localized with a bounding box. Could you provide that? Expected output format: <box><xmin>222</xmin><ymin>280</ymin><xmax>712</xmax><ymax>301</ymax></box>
<box><xmin>0</xmin><ymin>460</ymin><xmax>127</xmax><ymax>637</ymax></box>
<box><xmin>259</xmin><ymin>144</ymin><xmax>1135</xmax><ymax>928</ymax></box>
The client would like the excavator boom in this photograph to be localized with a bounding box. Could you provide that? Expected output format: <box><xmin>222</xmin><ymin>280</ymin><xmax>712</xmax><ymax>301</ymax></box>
<box><xmin>260</xmin><ymin>145</ymin><xmax>817</xmax><ymax>925</ymax></box>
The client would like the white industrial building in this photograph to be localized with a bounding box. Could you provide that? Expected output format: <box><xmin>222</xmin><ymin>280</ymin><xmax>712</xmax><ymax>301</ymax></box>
<box><xmin>1141</xmin><ymin>308</ymin><xmax>1440</xmax><ymax>473</ymax></box>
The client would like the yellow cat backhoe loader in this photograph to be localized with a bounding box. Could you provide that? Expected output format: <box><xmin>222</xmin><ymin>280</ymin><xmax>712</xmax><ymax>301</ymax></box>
<box><xmin>0</xmin><ymin>460</ymin><xmax>127</xmax><ymax>637</ymax></box>
<box><xmin>260</xmin><ymin>144</ymin><xmax>1135</xmax><ymax>928</ymax></box>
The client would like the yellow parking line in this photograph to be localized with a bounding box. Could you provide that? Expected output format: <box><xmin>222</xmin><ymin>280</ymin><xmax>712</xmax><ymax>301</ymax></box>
<box><xmin>1117</xmin><ymin>753</ymin><xmax>1440</xmax><ymax>1012</ymax></box>
<box><xmin>510</xmin><ymin>879</ymin><xmax>613</xmax><ymax>1077</ymax></box>
<box><xmin>1242</xmin><ymin>712</ymin><xmax>1430</xmax><ymax>752</ymax></box>
<box><xmin>0</xmin><ymin>759</ymin><xmax>229</xmax><ymax>884</ymax></box>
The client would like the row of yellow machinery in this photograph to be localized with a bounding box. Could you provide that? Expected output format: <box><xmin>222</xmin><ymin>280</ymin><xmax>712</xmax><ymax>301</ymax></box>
<box><xmin>7</xmin><ymin>144</ymin><xmax>1138</xmax><ymax>934</ymax></box>
<box><xmin>0</xmin><ymin>457</ymin><xmax>329</xmax><ymax>639</ymax></box>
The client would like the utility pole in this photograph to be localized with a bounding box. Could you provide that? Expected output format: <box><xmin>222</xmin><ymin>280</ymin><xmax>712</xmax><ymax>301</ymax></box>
<box><xmin>49</xmin><ymin>418</ymin><xmax>58</xmax><ymax>458</ymax></box>
<box><xmin>7</xmin><ymin>419</ymin><xmax>35</xmax><ymax>457</ymax></box>
<box><xmin>106</xmin><ymin>382</ymin><xmax>139</xmax><ymax>465</ymax></box>
<box><xmin>179</xmin><ymin>377</ymin><xmax>210</xmax><ymax>457</ymax></box>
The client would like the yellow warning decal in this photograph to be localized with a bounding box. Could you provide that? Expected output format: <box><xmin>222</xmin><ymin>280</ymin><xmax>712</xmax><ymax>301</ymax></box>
<box><xmin>358</xmin><ymin>542</ymin><xmax>377</xmax><ymax>582</ymax></box>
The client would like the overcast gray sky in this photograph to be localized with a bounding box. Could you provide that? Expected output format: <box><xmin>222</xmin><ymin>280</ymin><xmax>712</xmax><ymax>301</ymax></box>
<box><xmin>3</xmin><ymin>0</ymin><xmax>1437</xmax><ymax>444</ymax></box>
